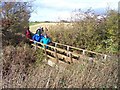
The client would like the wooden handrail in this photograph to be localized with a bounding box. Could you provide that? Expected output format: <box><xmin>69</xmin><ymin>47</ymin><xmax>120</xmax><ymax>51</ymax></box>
<box><xmin>30</xmin><ymin>39</ymin><xmax>80</xmax><ymax>58</ymax></box>
<box><xmin>29</xmin><ymin>39</ymin><xmax>108</xmax><ymax>60</ymax></box>
<box><xmin>31</xmin><ymin>43</ymin><xmax>79</xmax><ymax>63</ymax></box>
<box><xmin>52</xmin><ymin>41</ymin><xmax>107</xmax><ymax>57</ymax></box>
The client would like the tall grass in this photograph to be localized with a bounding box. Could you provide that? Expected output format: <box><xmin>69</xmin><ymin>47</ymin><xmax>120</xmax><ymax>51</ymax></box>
<box><xmin>3</xmin><ymin>55</ymin><xmax>117</xmax><ymax>88</ymax></box>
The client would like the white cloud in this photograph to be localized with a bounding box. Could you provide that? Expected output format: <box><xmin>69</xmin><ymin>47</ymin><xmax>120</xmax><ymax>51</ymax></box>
<box><xmin>30</xmin><ymin>0</ymin><xmax>119</xmax><ymax>21</ymax></box>
<box><xmin>29</xmin><ymin>9</ymin><xmax>71</xmax><ymax>21</ymax></box>
<box><xmin>34</xmin><ymin>0</ymin><xmax>119</xmax><ymax>10</ymax></box>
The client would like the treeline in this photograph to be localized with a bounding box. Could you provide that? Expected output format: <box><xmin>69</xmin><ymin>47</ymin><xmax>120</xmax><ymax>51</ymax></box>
<box><xmin>49</xmin><ymin>9</ymin><xmax>119</xmax><ymax>54</ymax></box>
<box><xmin>29</xmin><ymin>20</ymin><xmax>70</xmax><ymax>25</ymax></box>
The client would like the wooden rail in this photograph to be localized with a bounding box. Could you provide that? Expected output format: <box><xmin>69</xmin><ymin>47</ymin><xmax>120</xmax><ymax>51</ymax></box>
<box><xmin>29</xmin><ymin>39</ymin><xmax>108</xmax><ymax>64</ymax></box>
<box><xmin>52</xmin><ymin>42</ymin><xmax>108</xmax><ymax>60</ymax></box>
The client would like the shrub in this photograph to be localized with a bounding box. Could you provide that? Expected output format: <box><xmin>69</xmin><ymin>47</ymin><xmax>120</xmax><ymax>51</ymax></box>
<box><xmin>2</xmin><ymin>44</ymin><xmax>44</xmax><ymax>88</ymax></box>
<box><xmin>35</xmin><ymin>49</ymin><xmax>45</xmax><ymax>66</ymax></box>
<box><xmin>48</xmin><ymin>9</ymin><xmax>118</xmax><ymax>54</ymax></box>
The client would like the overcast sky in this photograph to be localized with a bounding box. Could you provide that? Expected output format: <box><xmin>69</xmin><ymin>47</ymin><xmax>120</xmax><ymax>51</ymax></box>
<box><xmin>29</xmin><ymin>0</ymin><xmax>119</xmax><ymax>22</ymax></box>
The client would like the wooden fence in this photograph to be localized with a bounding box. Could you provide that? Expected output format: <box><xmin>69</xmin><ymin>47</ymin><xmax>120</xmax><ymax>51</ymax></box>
<box><xmin>29</xmin><ymin>39</ymin><xmax>108</xmax><ymax>64</ymax></box>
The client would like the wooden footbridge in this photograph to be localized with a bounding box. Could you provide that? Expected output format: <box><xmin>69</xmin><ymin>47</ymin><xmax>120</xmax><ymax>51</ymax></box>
<box><xmin>29</xmin><ymin>39</ymin><xmax>108</xmax><ymax>66</ymax></box>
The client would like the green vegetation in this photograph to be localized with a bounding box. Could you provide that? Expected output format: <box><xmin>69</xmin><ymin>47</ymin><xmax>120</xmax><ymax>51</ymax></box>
<box><xmin>35</xmin><ymin>49</ymin><xmax>45</xmax><ymax>66</ymax></box>
<box><xmin>49</xmin><ymin>9</ymin><xmax>118</xmax><ymax>54</ymax></box>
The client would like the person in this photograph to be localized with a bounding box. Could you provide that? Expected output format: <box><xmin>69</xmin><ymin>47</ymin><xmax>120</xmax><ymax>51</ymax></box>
<box><xmin>36</xmin><ymin>27</ymin><xmax>44</xmax><ymax>35</ymax></box>
<box><xmin>25</xmin><ymin>27</ymin><xmax>32</xmax><ymax>39</ymax></box>
<box><xmin>32</xmin><ymin>29</ymin><xmax>44</xmax><ymax>42</ymax></box>
<box><xmin>40</xmin><ymin>34</ymin><xmax>51</xmax><ymax>48</ymax></box>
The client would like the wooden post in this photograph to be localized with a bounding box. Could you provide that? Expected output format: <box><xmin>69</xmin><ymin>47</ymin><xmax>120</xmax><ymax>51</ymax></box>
<box><xmin>54</xmin><ymin>47</ymin><xmax>58</xmax><ymax>63</ymax></box>
<box><xmin>55</xmin><ymin>43</ymin><xmax>57</xmax><ymax>47</ymax></box>
<box><xmin>44</xmin><ymin>44</ymin><xmax>47</xmax><ymax>61</ymax></box>
<box><xmin>35</xmin><ymin>42</ymin><xmax>37</xmax><ymax>51</ymax></box>
<box><xmin>104</xmin><ymin>55</ymin><xmax>107</xmax><ymax>60</ymax></box>
<box><xmin>83</xmin><ymin>50</ymin><xmax>86</xmax><ymax>55</ymax></box>
<box><xmin>69</xmin><ymin>52</ymin><xmax>73</xmax><ymax>63</ymax></box>
<box><xmin>67</xmin><ymin>46</ymin><xmax>70</xmax><ymax>56</ymax></box>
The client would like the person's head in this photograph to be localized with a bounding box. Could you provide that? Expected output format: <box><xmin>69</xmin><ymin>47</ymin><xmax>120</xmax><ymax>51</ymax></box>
<box><xmin>40</xmin><ymin>27</ymin><xmax>44</xmax><ymax>33</ymax></box>
<box><xmin>37</xmin><ymin>30</ymin><xmax>41</xmax><ymax>35</ymax></box>
<box><xmin>24</xmin><ymin>26</ymin><xmax>29</xmax><ymax>30</ymax></box>
<box><xmin>36</xmin><ymin>27</ymin><xmax>43</xmax><ymax>35</ymax></box>
<box><xmin>27</xmin><ymin>27</ymin><xmax>29</xmax><ymax>30</ymax></box>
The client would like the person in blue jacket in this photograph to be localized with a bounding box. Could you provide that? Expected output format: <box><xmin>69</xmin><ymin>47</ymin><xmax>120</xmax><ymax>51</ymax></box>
<box><xmin>32</xmin><ymin>29</ymin><xmax>44</xmax><ymax>42</ymax></box>
<box><xmin>40</xmin><ymin>34</ymin><xmax>51</xmax><ymax>48</ymax></box>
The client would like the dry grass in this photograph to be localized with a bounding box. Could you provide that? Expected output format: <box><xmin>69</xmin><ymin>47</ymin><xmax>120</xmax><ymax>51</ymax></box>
<box><xmin>26</xmin><ymin>57</ymin><xmax>118</xmax><ymax>88</ymax></box>
<box><xmin>2</xmin><ymin>46</ymin><xmax>118</xmax><ymax>88</ymax></box>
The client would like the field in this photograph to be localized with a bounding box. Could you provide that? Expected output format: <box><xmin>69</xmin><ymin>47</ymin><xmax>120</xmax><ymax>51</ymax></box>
<box><xmin>30</xmin><ymin>23</ymin><xmax>54</xmax><ymax>33</ymax></box>
<box><xmin>29</xmin><ymin>22</ymin><xmax>71</xmax><ymax>33</ymax></box>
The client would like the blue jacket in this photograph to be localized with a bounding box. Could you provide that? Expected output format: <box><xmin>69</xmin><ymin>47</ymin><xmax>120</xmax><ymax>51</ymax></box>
<box><xmin>32</xmin><ymin>34</ymin><xmax>44</xmax><ymax>42</ymax></box>
<box><xmin>40</xmin><ymin>37</ymin><xmax>51</xmax><ymax>48</ymax></box>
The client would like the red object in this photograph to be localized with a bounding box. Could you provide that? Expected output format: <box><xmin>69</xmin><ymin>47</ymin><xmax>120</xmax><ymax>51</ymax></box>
<box><xmin>26</xmin><ymin>30</ymin><xmax>32</xmax><ymax>39</ymax></box>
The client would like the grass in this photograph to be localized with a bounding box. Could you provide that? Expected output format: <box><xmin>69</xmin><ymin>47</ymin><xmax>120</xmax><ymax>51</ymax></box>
<box><xmin>3</xmin><ymin>54</ymin><xmax>117</xmax><ymax>88</ymax></box>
